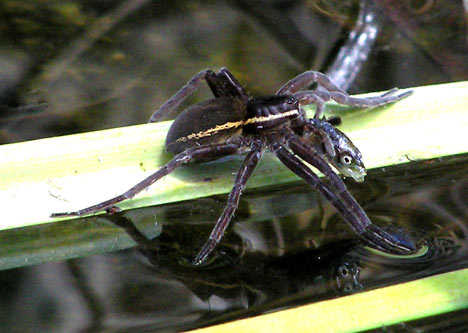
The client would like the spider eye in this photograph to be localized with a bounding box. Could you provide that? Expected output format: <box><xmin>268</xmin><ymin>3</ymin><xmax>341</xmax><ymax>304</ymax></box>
<box><xmin>286</xmin><ymin>97</ymin><xmax>296</xmax><ymax>104</ymax></box>
<box><xmin>340</xmin><ymin>154</ymin><xmax>353</xmax><ymax>165</ymax></box>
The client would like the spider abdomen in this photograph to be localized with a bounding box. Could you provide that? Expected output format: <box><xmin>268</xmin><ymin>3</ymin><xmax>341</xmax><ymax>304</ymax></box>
<box><xmin>166</xmin><ymin>97</ymin><xmax>246</xmax><ymax>154</ymax></box>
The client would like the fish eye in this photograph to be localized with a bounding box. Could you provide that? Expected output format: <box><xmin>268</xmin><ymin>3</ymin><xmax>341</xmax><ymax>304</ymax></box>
<box><xmin>340</xmin><ymin>154</ymin><xmax>354</xmax><ymax>165</ymax></box>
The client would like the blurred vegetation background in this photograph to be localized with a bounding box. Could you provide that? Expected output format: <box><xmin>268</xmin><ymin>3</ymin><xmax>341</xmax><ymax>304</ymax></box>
<box><xmin>1</xmin><ymin>0</ymin><xmax>467</xmax><ymax>143</ymax></box>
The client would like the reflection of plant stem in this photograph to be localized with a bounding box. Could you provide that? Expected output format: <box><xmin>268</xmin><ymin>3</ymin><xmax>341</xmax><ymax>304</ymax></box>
<box><xmin>44</xmin><ymin>0</ymin><xmax>150</xmax><ymax>83</ymax></box>
<box><xmin>326</xmin><ymin>0</ymin><xmax>380</xmax><ymax>90</ymax></box>
<box><xmin>104</xmin><ymin>213</ymin><xmax>159</xmax><ymax>250</ymax></box>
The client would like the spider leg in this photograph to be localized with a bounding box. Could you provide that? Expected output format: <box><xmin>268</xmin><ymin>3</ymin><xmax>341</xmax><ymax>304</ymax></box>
<box><xmin>51</xmin><ymin>143</ymin><xmax>240</xmax><ymax>217</ymax></box>
<box><xmin>321</xmin><ymin>89</ymin><xmax>413</xmax><ymax>110</ymax></box>
<box><xmin>149</xmin><ymin>68</ymin><xmax>248</xmax><ymax>123</ymax></box>
<box><xmin>285</xmin><ymin>135</ymin><xmax>416</xmax><ymax>254</ymax></box>
<box><xmin>278</xmin><ymin>70</ymin><xmax>412</xmax><ymax>118</ymax></box>
<box><xmin>192</xmin><ymin>140</ymin><xmax>263</xmax><ymax>265</ymax></box>
<box><xmin>294</xmin><ymin>90</ymin><xmax>327</xmax><ymax>120</ymax></box>
<box><xmin>215</xmin><ymin>68</ymin><xmax>249</xmax><ymax>100</ymax></box>
<box><xmin>149</xmin><ymin>69</ymin><xmax>215</xmax><ymax>123</ymax></box>
<box><xmin>294</xmin><ymin>86</ymin><xmax>412</xmax><ymax>119</ymax></box>
<box><xmin>272</xmin><ymin>141</ymin><xmax>364</xmax><ymax>228</ymax></box>
<box><xmin>273</xmin><ymin>141</ymin><xmax>414</xmax><ymax>253</ymax></box>
<box><xmin>276</xmin><ymin>70</ymin><xmax>345</xmax><ymax>95</ymax></box>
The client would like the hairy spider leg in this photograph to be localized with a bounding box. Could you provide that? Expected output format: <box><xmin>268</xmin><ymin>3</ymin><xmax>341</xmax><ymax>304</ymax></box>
<box><xmin>192</xmin><ymin>140</ymin><xmax>263</xmax><ymax>265</ymax></box>
<box><xmin>276</xmin><ymin>70</ymin><xmax>412</xmax><ymax>118</ymax></box>
<box><xmin>149</xmin><ymin>68</ymin><xmax>248</xmax><ymax>123</ymax></box>
<box><xmin>149</xmin><ymin>69</ymin><xmax>215</xmax><ymax>123</ymax></box>
<box><xmin>51</xmin><ymin>143</ymin><xmax>240</xmax><ymax>217</ymax></box>
<box><xmin>286</xmin><ymin>135</ymin><xmax>415</xmax><ymax>254</ymax></box>
<box><xmin>314</xmin><ymin>87</ymin><xmax>412</xmax><ymax>114</ymax></box>
<box><xmin>295</xmin><ymin>87</ymin><xmax>412</xmax><ymax>119</ymax></box>
<box><xmin>209</xmin><ymin>68</ymin><xmax>249</xmax><ymax>100</ymax></box>
<box><xmin>276</xmin><ymin>70</ymin><xmax>346</xmax><ymax>95</ymax></box>
<box><xmin>293</xmin><ymin>90</ymin><xmax>327</xmax><ymax>120</ymax></box>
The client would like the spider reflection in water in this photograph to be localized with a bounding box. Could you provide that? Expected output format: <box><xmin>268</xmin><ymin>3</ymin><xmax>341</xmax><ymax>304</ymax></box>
<box><xmin>52</xmin><ymin>68</ymin><xmax>416</xmax><ymax>265</ymax></box>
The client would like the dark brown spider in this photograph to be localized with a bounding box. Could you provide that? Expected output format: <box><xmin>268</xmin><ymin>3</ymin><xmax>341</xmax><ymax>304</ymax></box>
<box><xmin>52</xmin><ymin>68</ymin><xmax>416</xmax><ymax>265</ymax></box>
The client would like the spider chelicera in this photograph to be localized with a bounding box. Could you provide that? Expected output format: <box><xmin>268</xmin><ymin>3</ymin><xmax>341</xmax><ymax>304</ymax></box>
<box><xmin>52</xmin><ymin>68</ymin><xmax>416</xmax><ymax>265</ymax></box>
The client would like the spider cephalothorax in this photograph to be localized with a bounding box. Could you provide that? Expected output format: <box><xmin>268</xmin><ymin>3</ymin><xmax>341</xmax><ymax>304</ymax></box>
<box><xmin>52</xmin><ymin>68</ymin><xmax>415</xmax><ymax>265</ymax></box>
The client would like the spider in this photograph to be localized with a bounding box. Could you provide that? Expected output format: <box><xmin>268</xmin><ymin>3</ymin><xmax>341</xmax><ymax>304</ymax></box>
<box><xmin>52</xmin><ymin>68</ymin><xmax>416</xmax><ymax>265</ymax></box>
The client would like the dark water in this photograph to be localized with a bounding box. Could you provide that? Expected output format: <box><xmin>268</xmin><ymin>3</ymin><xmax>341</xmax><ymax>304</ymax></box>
<box><xmin>1</xmin><ymin>153</ymin><xmax>467</xmax><ymax>332</ymax></box>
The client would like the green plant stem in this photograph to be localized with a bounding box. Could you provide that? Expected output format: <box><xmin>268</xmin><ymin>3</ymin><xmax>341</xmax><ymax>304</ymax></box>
<box><xmin>0</xmin><ymin>81</ymin><xmax>467</xmax><ymax>231</ymax></box>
